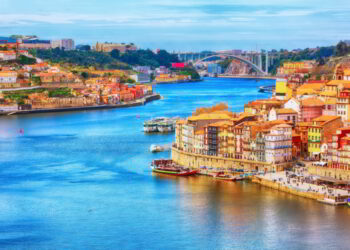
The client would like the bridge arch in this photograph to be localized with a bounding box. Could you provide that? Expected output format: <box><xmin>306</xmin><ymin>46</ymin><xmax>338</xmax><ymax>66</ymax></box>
<box><xmin>194</xmin><ymin>54</ymin><xmax>266</xmax><ymax>75</ymax></box>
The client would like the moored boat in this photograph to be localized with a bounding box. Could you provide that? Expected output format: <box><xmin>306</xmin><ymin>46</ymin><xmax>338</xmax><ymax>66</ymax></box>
<box><xmin>317</xmin><ymin>196</ymin><xmax>348</xmax><ymax>206</ymax></box>
<box><xmin>150</xmin><ymin>144</ymin><xmax>164</xmax><ymax>153</ymax></box>
<box><xmin>143</xmin><ymin>121</ymin><xmax>158</xmax><ymax>132</ymax></box>
<box><xmin>143</xmin><ymin>117</ymin><xmax>179</xmax><ymax>133</ymax></box>
<box><xmin>213</xmin><ymin>172</ymin><xmax>235</xmax><ymax>181</ymax></box>
<box><xmin>213</xmin><ymin>172</ymin><xmax>245</xmax><ymax>181</ymax></box>
<box><xmin>233</xmin><ymin>175</ymin><xmax>245</xmax><ymax>181</ymax></box>
<box><xmin>152</xmin><ymin>167</ymin><xmax>198</xmax><ymax>176</ymax></box>
<box><xmin>157</xmin><ymin>120</ymin><xmax>175</xmax><ymax>133</ymax></box>
<box><xmin>151</xmin><ymin>159</ymin><xmax>198</xmax><ymax>176</ymax></box>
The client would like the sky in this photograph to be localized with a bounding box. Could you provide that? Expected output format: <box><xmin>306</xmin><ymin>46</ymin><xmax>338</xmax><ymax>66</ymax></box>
<box><xmin>1</xmin><ymin>0</ymin><xmax>350</xmax><ymax>52</ymax></box>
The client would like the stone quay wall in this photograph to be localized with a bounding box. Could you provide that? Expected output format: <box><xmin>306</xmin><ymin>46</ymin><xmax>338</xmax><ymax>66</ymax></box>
<box><xmin>171</xmin><ymin>147</ymin><xmax>292</xmax><ymax>173</ymax></box>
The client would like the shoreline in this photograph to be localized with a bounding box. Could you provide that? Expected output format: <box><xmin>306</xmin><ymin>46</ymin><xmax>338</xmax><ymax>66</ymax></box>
<box><xmin>218</xmin><ymin>75</ymin><xmax>277</xmax><ymax>80</ymax></box>
<box><xmin>155</xmin><ymin>79</ymin><xmax>202</xmax><ymax>84</ymax></box>
<box><xmin>252</xmin><ymin>176</ymin><xmax>325</xmax><ymax>201</ymax></box>
<box><xmin>0</xmin><ymin>93</ymin><xmax>161</xmax><ymax>116</ymax></box>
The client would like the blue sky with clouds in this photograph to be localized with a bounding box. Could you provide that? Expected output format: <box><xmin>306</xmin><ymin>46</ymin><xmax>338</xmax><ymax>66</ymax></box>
<box><xmin>1</xmin><ymin>0</ymin><xmax>350</xmax><ymax>51</ymax></box>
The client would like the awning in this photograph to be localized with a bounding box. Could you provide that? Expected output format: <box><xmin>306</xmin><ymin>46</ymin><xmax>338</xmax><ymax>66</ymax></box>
<box><xmin>315</xmin><ymin>176</ymin><xmax>350</xmax><ymax>185</ymax></box>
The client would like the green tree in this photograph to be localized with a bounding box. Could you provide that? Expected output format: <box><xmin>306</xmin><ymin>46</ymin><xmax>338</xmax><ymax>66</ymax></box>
<box><xmin>126</xmin><ymin>78</ymin><xmax>135</xmax><ymax>83</ymax></box>
<box><xmin>81</xmin><ymin>72</ymin><xmax>89</xmax><ymax>79</ymax></box>
<box><xmin>335</xmin><ymin>41</ymin><xmax>349</xmax><ymax>57</ymax></box>
<box><xmin>28</xmin><ymin>49</ymin><xmax>37</xmax><ymax>57</ymax></box>
<box><xmin>18</xmin><ymin>55</ymin><xmax>36</xmax><ymax>65</ymax></box>
<box><xmin>110</xmin><ymin>49</ymin><xmax>120</xmax><ymax>59</ymax></box>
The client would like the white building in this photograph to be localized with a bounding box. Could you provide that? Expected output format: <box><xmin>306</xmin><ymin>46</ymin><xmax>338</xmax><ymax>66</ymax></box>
<box><xmin>133</xmin><ymin>66</ymin><xmax>152</xmax><ymax>74</ymax></box>
<box><xmin>284</xmin><ymin>98</ymin><xmax>300</xmax><ymax>113</ymax></box>
<box><xmin>0</xmin><ymin>104</ymin><xmax>18</xmax><ymax>111</ymax></box>
<box><xmin>194</xmin><ymin>129</ymin><xmax>205</xmax><ymax>155</ymax></box>
<box><xmin>182</xmin><ymin>123</ymin><xmax>195</xmax><ymax>153</ymax></box>
<box><xmin>265</xmin><ymin>124</ymin><xmax>292</xmax><ymax>164</ymax></box>
<box><xmin>0</xmin><ymin>51</ymin><xmax>16</xmax><ymax>61</ymax></box>
<box><xmin>268</xmin><ymin>108</ymin><xmax>298</xmax><ymax>125</ymax></box>
<box><xmin>130</xmin><ymin>73</ymin><xmax>151</xmax><ymax>83</ymax></box>
<box><xmin>0</xmin><ymin>71</ymin><xmax>17</xmax><ymax>83</ymax></box>
<box><xmin>51</xmin><ymin>39</ymin><xmax>75</xmax><ymax>50</ymax></box>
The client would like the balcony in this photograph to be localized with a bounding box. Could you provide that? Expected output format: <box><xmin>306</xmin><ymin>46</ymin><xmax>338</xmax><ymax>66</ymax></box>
<box><xmin>308</xmin><ymin>139</ymin><xmax>321</xmax><ymax>143</ymax></box>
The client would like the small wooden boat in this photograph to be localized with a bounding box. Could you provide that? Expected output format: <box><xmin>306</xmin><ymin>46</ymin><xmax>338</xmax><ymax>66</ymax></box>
<box><xmin>213</xmin><ymin>172</ymin><xmax>246</xmax><ymax>182</ymax></box>
<box><xmin>213</xmin><ymin>172</ymin><xmax>236</xmax><ymax>181</ymax></box>
<box><xmin>233</xmin><ymin>176</ymin><xmax>245</xmax><ymax>181</ymax></box>
<box><xmin>214</xmin><ymin>175</ymin><xmax>235</xmax><ymax>181</ymax></box>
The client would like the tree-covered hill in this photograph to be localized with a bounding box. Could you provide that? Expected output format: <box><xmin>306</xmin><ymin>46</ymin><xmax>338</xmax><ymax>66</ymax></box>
<box><xmin>34</xmin><ymin>48</ymin><xmax>179</xmax><ymax>69</ymax></box>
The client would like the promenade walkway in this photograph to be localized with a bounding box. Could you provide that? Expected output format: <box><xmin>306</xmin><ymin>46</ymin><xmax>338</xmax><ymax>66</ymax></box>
<box><xmin>0</xmin><ymin>86</ymin><xmax>41</xmax><ymax>92</ymax></box>
<box><xmin>261</xmin><ymin>170</ymin><xmax>349</xmax><ymax>197</ymax></box>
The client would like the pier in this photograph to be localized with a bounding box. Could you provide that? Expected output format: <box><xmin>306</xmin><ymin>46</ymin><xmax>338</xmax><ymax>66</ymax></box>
<box><xmin>258</xmin><ymin>85</ymin><xmax>275</xmax><ymax>93</ymax></box>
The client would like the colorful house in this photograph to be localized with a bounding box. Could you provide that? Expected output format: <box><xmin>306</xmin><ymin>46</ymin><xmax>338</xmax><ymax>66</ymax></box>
<box><xmin>275</xmin><ymin>79</ymin><xmax>292</xmax><ymax>100</ymax></box>
<box><xmin>268</xmin><ymin>108</ymin><xmax>298</xmax><ymax>125</ymax></box>
<box><xmin>300</xmin><ymin>97</ymin><xmax>325</xmax><ymax>122</ymax></box>
<box><xmin>0</xmin><ymin>51</ymin><xmax>16</xmax><ymax>61</ymax></box>
<box><xmin>308</xmin><ymin>116</ymin><xmax>343</xmax><ymax>160</ymax></box>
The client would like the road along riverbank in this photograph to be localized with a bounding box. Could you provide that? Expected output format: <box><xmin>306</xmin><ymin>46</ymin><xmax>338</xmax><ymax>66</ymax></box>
<box><xmin>0</xmin><ymin>93</ymin><xmax>161</xmax><ymax>116</ymax></box>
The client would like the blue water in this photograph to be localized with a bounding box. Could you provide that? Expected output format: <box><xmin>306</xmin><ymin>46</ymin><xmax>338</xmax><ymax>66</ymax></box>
<box><xmin>1</xmin><ymin>78</ymin><xmax>350</xmax><ymax>250</ymax></box>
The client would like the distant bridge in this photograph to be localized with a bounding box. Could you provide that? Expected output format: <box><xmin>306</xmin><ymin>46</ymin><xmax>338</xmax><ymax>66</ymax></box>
<box><xmin>194</xmin><ymin>54</ymin><xmax>266</xmax><ymax>75</ymax></box>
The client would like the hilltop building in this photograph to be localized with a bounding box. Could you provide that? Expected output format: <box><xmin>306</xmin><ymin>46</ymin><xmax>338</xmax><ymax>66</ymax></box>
<box><xmin>95</xmin><ymin>42</ymin><xmax>137</xmax><ymax>53</ymax></box>
<box><xmin>51</xmin><ymin>39</ymin><xmax>75</xmax><ymax>50</ymax></box>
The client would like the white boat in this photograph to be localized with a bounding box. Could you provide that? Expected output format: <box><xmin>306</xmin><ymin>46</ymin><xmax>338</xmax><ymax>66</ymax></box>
<box><xmin>317</xmin><ymin>196</ymin><xmax>348</xmax><ymax>206</ymax></box>
<box><xmin>143</xmin><ymin>122</ymin><xmax>158</xmax><ymax>132</ymax></box>
<box><xmin>150</xmin><ymin>144</ymin><xmax>164</xmax><ymax>153</ymax></box>
<box><xmin>157</xmin><ymin>120</ymin><xmax>175</xmax><ymax>133</ymax></box>
<box><xmin>143</xmin><ymin>117</ymin><xmax>179</xmax><ymax>133</ymax></box>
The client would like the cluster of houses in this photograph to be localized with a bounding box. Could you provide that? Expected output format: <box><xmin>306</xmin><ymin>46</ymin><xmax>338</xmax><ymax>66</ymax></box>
<box><xmin>174</xmin><ymin>111</ymin><xmax>294</xmax><ymax>173</ymax></box>
<box><xmin>173</xmin><ymin>61</ymin><xmax>350</xmax><ymax>181</ymax></box>
<box><xmin>0</xmin><ymin>36</ymin><xmax>74</xmax><ymax>52</ymax></box>
<box><xmin>131</xmin><ymin>65</ymin><xmax>192</xmax><ymax>83</ymax></box>
<box><xmin>0</xmin><ymin>61</ymin><xmax>153</xmax><ymax>111</ymax></box>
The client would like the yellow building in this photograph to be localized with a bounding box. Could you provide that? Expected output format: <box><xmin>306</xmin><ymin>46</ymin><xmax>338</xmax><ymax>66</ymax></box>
<box><xmin>277</xmin><ymin>61</ymin><xmax>315</xmax><ymax>75</ymax></box>
<box><xmin>275</xmin><ymin>79</ymin><xmax>292</xmax><ymax>100</ymax></box>
<box><xmin>95</xmin><ymin>42</ymin><xmax>137</xmax><ymax>53</ymax></box>
<box><xmin>308</xmin><ymin>116</ymin><xmax>343</xmax><ymax>160</ymax></box>
<box><xmin>308</xmin><ymin>126</ymin><xmax>322</xmax><ymax>158</ymax></box>
<box><xmin>296</xmin><ymin>83</ymin><xmax>325</xmax><ymax>97</ymax></box>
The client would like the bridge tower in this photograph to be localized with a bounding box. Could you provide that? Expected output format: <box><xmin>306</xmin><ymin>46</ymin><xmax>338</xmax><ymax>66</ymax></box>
<box><xmin>265</xmin><ymin>51</ymin><xmax>269</xmax><ymax>74</ymax></box>
<box><xmin>259</xmin><ymin>52</ymin><xmax>262</xmax><ymax>71</ymax></box>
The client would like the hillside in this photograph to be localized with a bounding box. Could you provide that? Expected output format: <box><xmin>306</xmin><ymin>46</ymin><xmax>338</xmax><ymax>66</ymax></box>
<box><xmin>34</xmin><ymin>48</ymin><xmax>179</xmax><ymax>70</ymax></box>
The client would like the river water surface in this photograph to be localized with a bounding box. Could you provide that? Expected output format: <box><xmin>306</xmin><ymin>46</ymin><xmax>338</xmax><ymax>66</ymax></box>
<box><xmin>1</xmin><ymin>78</ymin><xmax>350</xmax><ymax>250</ymax></box>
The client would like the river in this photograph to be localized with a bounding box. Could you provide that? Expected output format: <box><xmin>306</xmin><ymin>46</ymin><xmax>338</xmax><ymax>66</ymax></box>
<box><xmin>0</xmin><ymin>77</ymin><xmax>350</xmax><ymax>250</ymax></box>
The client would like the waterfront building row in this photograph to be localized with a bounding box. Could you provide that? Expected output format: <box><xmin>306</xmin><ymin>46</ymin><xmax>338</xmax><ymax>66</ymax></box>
<box><xmin>173</xmin><ymin>112</ymin><xmax>293</xmax><ymax>172</ymax></box>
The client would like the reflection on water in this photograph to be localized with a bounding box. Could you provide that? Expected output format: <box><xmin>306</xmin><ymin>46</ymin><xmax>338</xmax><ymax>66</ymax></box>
<box><xmin>0</xmin><ymin>78</ymin><xmax>350</xmax><ymax>249</ymax></box>
<box><xmin>152</xmin><ymin>173</ymin><xmax>350</xmax><ymax>249</ymax></box>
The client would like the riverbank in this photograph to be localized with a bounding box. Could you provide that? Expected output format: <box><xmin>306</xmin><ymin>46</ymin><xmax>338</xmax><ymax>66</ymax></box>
<box><xmin>155</xmin><ymin>79</ymin><xmax>202</xmax><ymax>84</ymax></box>
<box><xmin>252</xmin><ymin>171</ymin><xmax>350</xmax><ymax>203</ymax></box>
<box><xmin>218</xmin><ymin>75</ymin><xmax>277</xmax><ymax>80</ymax></box>
<box><xmin>252</xmin><ymin>175</ymin><xmax>325</xmax><ymax>201</ymax></box>
<box><xmin>0</xmin><ymin>93</ymin><xmax>161</xmax><ymax>116</ymax></box>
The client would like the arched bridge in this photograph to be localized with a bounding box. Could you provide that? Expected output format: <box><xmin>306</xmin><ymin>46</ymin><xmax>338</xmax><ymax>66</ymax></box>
<box><xmin>194</xmin><ymin>54</ymin><xmax>266</xmax><ymax>75</ymax></box>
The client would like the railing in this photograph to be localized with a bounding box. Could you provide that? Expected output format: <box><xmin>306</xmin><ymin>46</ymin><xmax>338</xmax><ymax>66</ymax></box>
<box><xmin>265</xmin><ymin>146</ymin><xmax>292</xmax><ymax>149</ymax></box>
<box><xmin>308</xmin><ymin>139</ymin><xmax>321</xmax><ymax>143</ymax></box>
